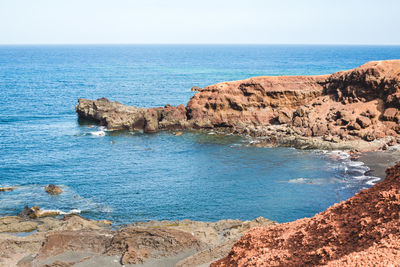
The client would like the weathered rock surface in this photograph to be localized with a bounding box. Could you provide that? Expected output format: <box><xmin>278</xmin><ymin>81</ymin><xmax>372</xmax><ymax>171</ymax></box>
<box><xmin>76</xmin><ymin>60</ymin><xmax>400</xmax><ymax>151</ymax></box>
<box><xmin>75</xmin><ymin>98</ymin><xmax>188</xmax><ymax>133</ymax></box>
<box><xmin>212</xmin><ymin>160</ymin><xmax>400</xmax><ymax>266</ymax></box>
<box><xmin>0</xmin><ymin>214</ymin><xmax>275</xmax><ymax>266</ymax></box>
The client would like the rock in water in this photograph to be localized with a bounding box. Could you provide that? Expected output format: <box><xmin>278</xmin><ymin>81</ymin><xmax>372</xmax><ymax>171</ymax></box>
<box><xmin>0</xmin><ymin>186</ymin><xmax>15</xmax><ymax>192</ymax></box>
<box><xmin>45</xmin><ymin>184</ymin><xmax>63</xmax><ymax>195</ymax></box>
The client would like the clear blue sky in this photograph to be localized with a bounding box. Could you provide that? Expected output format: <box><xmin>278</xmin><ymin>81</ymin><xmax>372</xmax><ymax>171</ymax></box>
<box><xmin>0</xmin><ymin>0</ymin><xmax>399</xmax><ymax>45</ymax></box>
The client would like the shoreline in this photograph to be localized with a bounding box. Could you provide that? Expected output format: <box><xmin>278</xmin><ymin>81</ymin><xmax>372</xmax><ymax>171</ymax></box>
<box><xmin>0</xmin><ymin>214</ymin><xmax>276</xmax><ymax>266</ymax></box>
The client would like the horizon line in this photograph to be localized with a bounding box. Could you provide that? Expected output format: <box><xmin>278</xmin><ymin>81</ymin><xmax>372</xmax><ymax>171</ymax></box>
<box><xmin>1</xmin><ymin>43</ymin><xmax>400</xmax><ymax>46</ymax></box>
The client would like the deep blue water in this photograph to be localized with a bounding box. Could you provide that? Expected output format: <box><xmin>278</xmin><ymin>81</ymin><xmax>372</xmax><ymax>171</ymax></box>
<box><xmin>0</xmin><ymin>45</ymin><xmax>399</xmax><ymax>224</ymax></box>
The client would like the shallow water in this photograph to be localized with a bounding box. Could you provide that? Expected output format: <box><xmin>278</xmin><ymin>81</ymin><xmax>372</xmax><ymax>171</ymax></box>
<box><xmin>1</xmin><ymin>45</ymin><xmax>398</xmax><ymax>223</ymax></box>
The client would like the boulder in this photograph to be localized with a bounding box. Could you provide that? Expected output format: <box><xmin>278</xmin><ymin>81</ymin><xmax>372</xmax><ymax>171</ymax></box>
<box><xmin>356</xmin><ymin>116</ymin><xmax>372</xmax><ymax>128</ymax></box>
<box><xmin>45</xmin><ymin>185</ymin><xmax>63</xmax><ymax>195</ymax></box>
<box><xmin>382</xmin><ymin>108</ymin><xmax>398</xmax><ymax>121</ymax></box>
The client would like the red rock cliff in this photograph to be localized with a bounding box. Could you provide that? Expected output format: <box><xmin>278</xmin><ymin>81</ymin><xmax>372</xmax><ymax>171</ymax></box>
<box><xmin>187</xmin><ymin>60</ymin><xmax>400</xmax><ymax>143</ymax></box>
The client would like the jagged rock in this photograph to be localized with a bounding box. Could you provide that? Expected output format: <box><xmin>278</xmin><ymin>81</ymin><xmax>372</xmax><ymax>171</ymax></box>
<box><xmin>45</xmin><ymin>185</ymin><xmax>63</xmax><ymax>195</ymax></box>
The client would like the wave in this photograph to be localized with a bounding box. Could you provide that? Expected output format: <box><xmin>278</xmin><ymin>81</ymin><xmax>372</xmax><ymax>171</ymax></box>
<box><xmin>90</xmin><ymin>130</ymin><xmax>106</xmax><ymax>136</ymax></box>
<box><xmin>39</xmin><ymin>208</ymin><xmax>81</xmax><ymax>216</ymax></box>
<box><xmin>325</xmin><ymin>150</ymin><xmax>381</xmax><ymax>186</ymax></box>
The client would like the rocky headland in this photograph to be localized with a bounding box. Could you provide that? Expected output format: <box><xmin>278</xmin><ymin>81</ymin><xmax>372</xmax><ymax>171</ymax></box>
<box><xmin>76</xmin><ymin>60</ymin><xmax>400</xmax><ymax>151</ymax></box>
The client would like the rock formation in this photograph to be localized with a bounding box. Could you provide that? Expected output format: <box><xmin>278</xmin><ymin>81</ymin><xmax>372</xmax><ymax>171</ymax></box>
<box><xmin>211</xmin><ymin>160</ymin><xmax>400</xmax><ymax>266</ymax></box>
<box><xmin>0</xmin><ymin>214</ymin><xmax>275</xmax><ymax>266</ymax></box>
<box><xmin>76</xmin><ymin>98</ymin><xmax>188</xmax><ymax>133</ymax></box>
<box><xmin>76</xmin><ymin>60</ymin><xmax>400</xmax><ymax>151</ymax></box>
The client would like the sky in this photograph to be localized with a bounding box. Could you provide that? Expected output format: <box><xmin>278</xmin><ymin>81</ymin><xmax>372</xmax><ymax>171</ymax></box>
<box><xmin>0</xmin><ymin>0</ymin><xmax>399</xmax><ymax>45</ymax></box>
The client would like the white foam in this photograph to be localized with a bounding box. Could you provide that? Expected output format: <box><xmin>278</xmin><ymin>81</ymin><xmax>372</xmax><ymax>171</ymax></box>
<box><xmin>90</xmin><ymin>131</ymin><xmax>105</xmax><ymax>136</ymax></box>
<box><xmin>366</xmin><ymin>177</ymin><xmax>381</xmax><ymax>185</ymax></box>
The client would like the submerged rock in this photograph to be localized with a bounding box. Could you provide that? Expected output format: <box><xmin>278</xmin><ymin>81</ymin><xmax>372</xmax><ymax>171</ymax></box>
<box><xmin>45</xmin><ymin>185</ymin><xmax>63</xmax><ymax>195</ymax></box>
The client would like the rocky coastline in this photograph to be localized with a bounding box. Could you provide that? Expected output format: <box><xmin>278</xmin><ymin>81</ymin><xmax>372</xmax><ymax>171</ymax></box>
<box><xmin>2</xmin><ymin>60</ymin><xmax>400</xmax><ymax>266</ymax></box>
<box><xmin>76</xmin><ymin>60</ymin><xmax>400</xmax><ymax>151</ymax></box>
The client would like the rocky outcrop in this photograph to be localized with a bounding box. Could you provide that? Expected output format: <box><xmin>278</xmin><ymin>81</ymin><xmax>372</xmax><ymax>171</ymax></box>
<box><xmin>212</xmin><ymin>160</ymin><xmax>400</xmax><ymax>266</ymax></box>
<box><xmin>76</xmin><ymin>98</ymin><xmax>188</xmax><ymax>133</ymax></box>
<box><xmin>0</xmin><ymin>215</ymin><xmax>275</xmax><ymax>266</ymax></box>
<box><xmin>187</xmin><ymin>60</ymin><xmax>400</xmax><ymax>149</ymax></box>
<box><xmin>76</xmin><ymin>60</ymin><xmax>400</xmax><ymax>151</ymax></box>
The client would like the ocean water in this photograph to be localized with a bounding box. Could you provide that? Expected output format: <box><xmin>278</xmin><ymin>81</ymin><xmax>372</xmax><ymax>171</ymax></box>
<box><xmin>0</xmin><ymin>45</ymin><xmax>399</xmax><ymax>224</ymax></box>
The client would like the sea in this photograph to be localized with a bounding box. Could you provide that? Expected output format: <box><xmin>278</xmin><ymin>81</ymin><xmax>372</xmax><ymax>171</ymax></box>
<box><xmin>1</xmin><ymin>45</ymin><xmax>399</xmax><ymax>224</ymax></box>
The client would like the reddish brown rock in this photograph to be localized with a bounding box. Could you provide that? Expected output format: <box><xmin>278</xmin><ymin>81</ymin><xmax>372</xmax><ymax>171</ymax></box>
<box><xmin>76</xmin><ymin>60</ymin><xmax>400</xmax><ymax>150</ymax></box>
<box><xmin>356</xmin><ymin>116</ymin><xmax>372</xmax><ymax>128</ymax></box>
<box><xmin>382</xmin><ymin>108</ymin><xmax>398</xmax><ymax>121</ymax></box>
<box><xmin>212</xmin><ymin>161</ymin><xmax>400</xmax><ymax>266</ymax></box>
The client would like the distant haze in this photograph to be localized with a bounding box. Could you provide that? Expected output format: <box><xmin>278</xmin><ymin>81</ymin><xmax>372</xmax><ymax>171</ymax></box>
<box><xmin>0</xmin><ymin>0</ymin><xmax>399</xmax><ymax>45</ymax></box>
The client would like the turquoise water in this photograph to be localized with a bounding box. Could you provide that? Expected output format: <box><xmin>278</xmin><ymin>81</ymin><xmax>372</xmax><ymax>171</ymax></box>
<box><xmin>0</xmin><ymin>45</ymin><xmax>399</xmax><ymax>224</ymax></box>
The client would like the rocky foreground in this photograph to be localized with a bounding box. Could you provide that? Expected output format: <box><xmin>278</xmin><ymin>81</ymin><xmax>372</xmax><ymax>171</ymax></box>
<box><xmin>76</xmin><ymin>60</ymin><xmax>400</xmax><ymax>151</ymax></box>
<box><xmin>211</xmin><ymin>161</ymin><xmax>400</xmax><ymax>266</ymax></box>
<box><xmin>0</xmin><ymin>214</ymin><xmax>275</xmax><ymax>266</ymax></box>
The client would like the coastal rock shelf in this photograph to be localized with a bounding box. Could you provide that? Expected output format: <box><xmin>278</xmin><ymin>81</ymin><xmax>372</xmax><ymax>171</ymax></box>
<box><xmin>76</xmin><ymin>60</ymin><xmax>400</xmax><ymax>151</ymax></box>
<box><xmin>0</xmin><ymin>215</ymin><xmax>275</xmax><ymax>266</ymax></box>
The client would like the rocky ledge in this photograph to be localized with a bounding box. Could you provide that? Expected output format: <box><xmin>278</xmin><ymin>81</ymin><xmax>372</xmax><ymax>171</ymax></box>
<box><xmin>0</xmin><ymin>214</ymin><xmax>275</xmax><ymax>266</ymax></box>
<box><xmin>76</xmin><ymin>60</ymin><xmax>400</xmax><ymax>151</ymax></box>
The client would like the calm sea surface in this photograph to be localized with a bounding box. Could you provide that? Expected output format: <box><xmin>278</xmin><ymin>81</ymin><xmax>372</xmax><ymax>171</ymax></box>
<box><xmin>1</xmin><ymin>45</ymin><xmax>399</xmax><ymax>224</ymax></box>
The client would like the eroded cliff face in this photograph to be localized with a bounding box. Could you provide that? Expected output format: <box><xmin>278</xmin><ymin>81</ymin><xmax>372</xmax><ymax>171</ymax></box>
<box><xmin>187</xmin><ymin>60</ymin><xmax>400</xmax><ymax>143</ymax></box>
<box><xmin>186</xmin><ymin>75</ymin><xmax>327</xmax><ymax>127</ymax></box>
<box><xmin>211</xmin><ymin>160</ymin><xmax>400</xmax><ymax>266</ymax></box>
<box><xmin>76</xmin><ymin>60</ymin><xmax>400</xmax><ymax>150</ymax></box>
